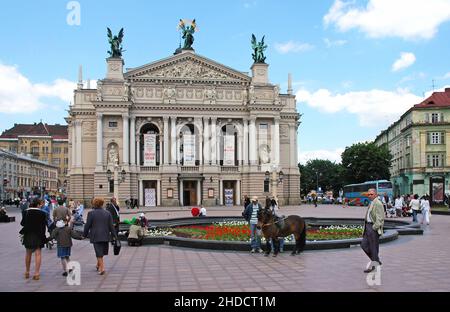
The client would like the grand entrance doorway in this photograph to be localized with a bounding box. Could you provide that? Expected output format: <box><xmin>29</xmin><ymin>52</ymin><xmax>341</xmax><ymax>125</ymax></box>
<box><xmin>223</xmin><ymin>181</ymin><xmax>236</xmax><ymax>206</ymax></box>
<box><xmin>183</xmin><ymin>181</ymin><xmax>198</xmax><ymax>206</ymax></box>
<box><xmin>143</xmin><ymin>180</ymin><xmax>157</xmax><ymax>207</ymax></box>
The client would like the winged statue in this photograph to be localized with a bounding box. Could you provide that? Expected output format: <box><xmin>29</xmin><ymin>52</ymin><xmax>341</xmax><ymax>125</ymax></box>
<box><xmin>107</xmin><ymin>27</ymin><xmax>125</xmax><ymax>58</ymax></box>
<box><xmin>251</xmin><ymin>34</ymin><xmax>267</xmax><ymax>63</ymax></box>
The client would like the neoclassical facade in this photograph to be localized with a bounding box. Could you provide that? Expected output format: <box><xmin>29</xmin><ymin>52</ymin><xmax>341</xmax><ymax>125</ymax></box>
<box><xmin>68</xmin><ymin>48</ymin><xmax>300</xmax><ymax>207</ymax></box>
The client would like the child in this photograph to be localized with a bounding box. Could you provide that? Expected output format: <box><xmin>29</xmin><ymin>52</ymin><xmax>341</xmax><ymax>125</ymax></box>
<box><xmin>50</xmin><ymin>220</ymin><xmax>83</xmax><ymax>276</ymax></box>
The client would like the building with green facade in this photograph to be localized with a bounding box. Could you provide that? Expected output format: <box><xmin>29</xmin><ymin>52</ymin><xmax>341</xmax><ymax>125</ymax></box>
<box><xmin>374</xmin><ymin>88</ymin><xmax>450</xmax><ymax>203</ymax></box>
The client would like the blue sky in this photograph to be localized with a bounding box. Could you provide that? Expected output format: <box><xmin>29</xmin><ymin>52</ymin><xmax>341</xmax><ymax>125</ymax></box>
<box><xmin>1</xmin><ymin>0</ymin><xmax>450</xmax><ymax>164</ymax></box>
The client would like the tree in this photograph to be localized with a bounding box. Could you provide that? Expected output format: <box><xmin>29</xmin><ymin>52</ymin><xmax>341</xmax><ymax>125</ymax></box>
<box><xmin>299</xmin><ymin>159</ymin><xmax>345</xmax><ymax>197</ymax></box>
<box><xmin>341</xmin><ymin>142</ymin><xmax>392</xmax><ymax>184</ymax></box>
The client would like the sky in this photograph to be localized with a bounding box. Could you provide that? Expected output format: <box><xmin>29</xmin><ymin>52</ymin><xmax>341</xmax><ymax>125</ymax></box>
<box><xmin>1</xmin><ymin>0</ymin><xmax>450</xmax><ymax>164</ymax></box>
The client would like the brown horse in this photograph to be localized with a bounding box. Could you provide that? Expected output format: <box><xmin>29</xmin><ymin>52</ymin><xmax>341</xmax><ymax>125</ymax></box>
<box><xmin>256</xmin><ymin>208</ymin><xmax>306</xmax><ymax>257</ymax></box>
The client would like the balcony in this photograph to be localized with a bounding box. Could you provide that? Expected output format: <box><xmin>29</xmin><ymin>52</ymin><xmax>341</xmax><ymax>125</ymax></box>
<box><xmin>221</xmin><ymin>166</ymin><xmax>239</xmax><ymax>173</ymax></box>
<box><xmin>181</xmin><ymin>166</ymin><xmax>199</xmax><ymax>172</ymax></box>
<box><xmin>140</xmin><ymin>166</ymin><xmax>160</xmax><ymax>173</ymax></box>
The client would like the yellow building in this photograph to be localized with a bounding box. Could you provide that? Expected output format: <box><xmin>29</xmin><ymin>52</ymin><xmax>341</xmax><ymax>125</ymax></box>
<box><xmin>0</xmin><ymin>122</ymin><xmax>68</xmax><ymax>191</ymax></box>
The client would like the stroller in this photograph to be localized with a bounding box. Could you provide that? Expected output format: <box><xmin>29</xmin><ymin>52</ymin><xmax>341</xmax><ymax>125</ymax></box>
<box><xmin>72</xmin><ymin>206</ymin><xmax>85</xmax><ymax>236</ymax></box>
<box><xmin>386</xmin><ymin>204</ymin><xmax>396</xmax><ymax>218</ymax></box>
<box><xmin>402</xmin><ymin>206</ymin><xmax>412</xmax><ymax>217</ymax></box>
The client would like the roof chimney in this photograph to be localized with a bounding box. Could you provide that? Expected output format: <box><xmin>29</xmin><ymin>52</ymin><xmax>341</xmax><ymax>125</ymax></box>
<box><xmin>445</xmin><ymin>87</ymin><xmax>450</xmax><ymax>94</ymax></box>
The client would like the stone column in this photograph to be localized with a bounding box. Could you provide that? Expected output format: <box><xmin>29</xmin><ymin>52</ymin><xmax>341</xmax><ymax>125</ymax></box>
<box><xmin>237</xmin><ymin>134</ymin><xmax>242</xmax><ymax>166</ymax></box>
<box><xmin>290</xmin><ymin>125</ymin><xmax>296</xmax><ymax>167</ymax></box>
<box><xmin>157</xmin><ymin>180</ymin><xmax>161</xmax><ymax>206</ymax></box>
<box><xmin>179</xmin><ymin>180</ymin><xmax>184</xmax><ymax>206</ymax></box>
<box><xmin>219</xmin><ymin>179</ymin><xmax>223</xmax><ymax>205</ymax></box>
<box><xmin>203</xmin><ymin>118</ymin><xmax>210</xmax><ymax>165</ymax></box>
<box><xmin>136</xmin><ymin>136</ymin><xmax>141</xmax><ymax>166</ymax></box>
<box><xmin>273</xmin><ymin>118</ymin><xmax>280</xmax><ymax>166</ymax></box>
<box><xmin>197</xmin><ymin>180</ymin><xmax>201</xmax><ymax>205</ymax></box>
<box><xmin>159</xmin><ymin>135</ymin><xmax>163</xmax><ymax>166</ymax></box>
<box><xmin>122</xmin><ymin>114</ymin><xmax>129</xmax><ymax>165</ymax></box>
<box><xmin>171</xmin><ymin>117</ymin><xmax>176</xmax><ymax>164</ymax></box>
<box><xmin>249</xmin><ymin>118</ymin><xmax>257</xmax><ymax>165</ymax></box>
<box><xmin>211</xmin><ymin>118</ymin><xmax>217</xmax><ymax>164</ymax></box>
<box><xmin>130</xmin><ymin>117</ymin><xmax>136</xmax><ymax>165</ymax></box>
<box><xmin>76</xmin><ymin>120</ymin><xmax>82</xmax><ymax>167</ymax></box>
<box><xmin>96</xmin><ymin>114</ymin><xmax>103</xmax><ymax>166</ymax></box>
<box><xmin>71</xmin><ymin>122</ymin><xmax>76</xmax><ymax>168</ymax></box>
<box><xmin>163</xmin><ymin>117</ymin><xmax>169</xmax><ymax>165</ymax></box>
<box><xmin>243</xmin><ymin>119</ymin><xmax>249</xmax><ymax>165</ymax></box>
<box><xmin>139</xmin><ymin>180</ymin><xmax>143</xmax><ymax>206</ymax></box>
<box><xmin>236</xmin><ymin>180</ymin><xmax>241</xmax><ymax>205</ymax></box>
<box><xmin>195</xmin><ymin>118</ymin><xmax>203</xmax><ymax>165</ymax></box>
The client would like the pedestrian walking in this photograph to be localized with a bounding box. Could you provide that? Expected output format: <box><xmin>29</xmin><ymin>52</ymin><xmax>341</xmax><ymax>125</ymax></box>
<box><xmin>106</xmin><ymin>197</ymin><xmax>120</xmax><ymax>236</ymax></box>
<box><xmin>83</xmin><ymin>198</ymin><xmax>117</xmax><ymax>275</ymax></box>
<box><xmin>361</xmin><ymin>188</ymin><xmax>384</xmax><ymax>273</ymax></box>
<box><xmin>243</xmin><ymin>196</ymin><xmax>263</xmax><ymax>253</ymax></box>
<box><xmin>394</xmin><ymin>195</ymin><xmax>404</xmax><ymax>217</ymax></box>
<box><xmin>409</xmin><ymin>194</ymin><xmax>420</xmax><ymax>223</ymax></box>
<box><xmin>50</xmin><ymin>220</ymin><xmax>82</xmax><ymax>276</ymax></box>
<box><xmin>420</xmin><ymin>195</ymin><xmax>431</xmax><ymax>226</ymax></box>
<box><xmin>20</xmin><ymin>198</ymin><xmax>47</xmax><ymax>280</ymax></box>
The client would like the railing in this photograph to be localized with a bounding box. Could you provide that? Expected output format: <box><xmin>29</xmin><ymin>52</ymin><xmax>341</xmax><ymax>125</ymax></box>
<box><xmin>221</xmin><ymin>166</ymin><xmax>239</xmax><ymax>173</ymax></box>
<box><xmin>181</xmin><ymin>166</ymin><xmax>199</xmax><ymax>172</ymax></box>
<box><xmin>140</xmin><ymin>166</ymin><xmax>160</xmax><ymax>172</ymax></box>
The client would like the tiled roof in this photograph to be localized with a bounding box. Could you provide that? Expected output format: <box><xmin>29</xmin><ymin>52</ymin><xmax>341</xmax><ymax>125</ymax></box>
<box><xmin>0</xmin><ymin>122</ymin><xmax>68</xmax><ymax>139</ymax></box>
<box><xmin>414</xmin><ymin>88</ymin><xmax>450</xmax><ymax>108</ymax></box>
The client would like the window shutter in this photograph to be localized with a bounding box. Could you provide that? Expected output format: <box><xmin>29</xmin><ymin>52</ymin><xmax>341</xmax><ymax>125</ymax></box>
<box><xmin>441</xmin><ymin>132</ymin><xmax>445</xmax><ymax>145</ymax></box>
<box><xmin>425</xmin><ymin>113</ymin><xmax>429</xmax><ymax>123</ymax></box>
<box><xmin>427</xmin><ymin>155</ymin><xmax>431</xmax><ymax>167</ymax></box>
<box><xmin>427</xmin><ymin>133</ymin><xmax>430</xmax><ymax>145</ymax></box>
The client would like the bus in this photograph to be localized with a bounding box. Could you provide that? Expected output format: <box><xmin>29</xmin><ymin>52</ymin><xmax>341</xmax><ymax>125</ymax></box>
<box><xmin>343</xmin><ymin>180</ymin><xmax>393</xmax><ymax>206</ymax></box>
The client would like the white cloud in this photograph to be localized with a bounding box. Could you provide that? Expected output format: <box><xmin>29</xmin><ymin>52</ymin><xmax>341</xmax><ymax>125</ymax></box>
<box><xmin>392</xmin><ymin>52</ymin><xmax>416</xmax><ymax>72</ymax></box>
<box><xmin>296</xmin><ymin>87</ymin><xmax>423</xmax><ymax>127</ymax></box>
<box><xmin>274</xmin><ymin>41</ymin><xmax>314</xmax><ymax>54</ymax></box>
<box><xmin>323</xmin><ymin>38</ymin><xmax>348</xmax><ymax>48</ymax></box>
<box><xmin>0</xmin><ymin>63</ymin><xmax>75</xmax><ymax>114</ymax></box>
<box><xmin>398</xmin><ymin>72</ymin><xmax>426</xmax><ymax>85</ymax></box>
<box><xmin>298</xmin><ymin>148</ymin><xmax>345</xmax><ymax>165</ymax></box>
<box><xmin>324</xmin><ymin>0</ymin><xmax>450</xmax><ymax>40</ymax></box>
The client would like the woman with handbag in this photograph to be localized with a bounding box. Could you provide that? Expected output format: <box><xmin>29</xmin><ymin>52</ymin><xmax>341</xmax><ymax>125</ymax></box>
<box><xmin>20</xmin><ymin>198</ymin><xmax>47</xmax><ymax>280</ymax></box>
<box><xmin>83</xmin><ymin>198</ymin><xmax>117</xmax><ymax>275</ymax></box>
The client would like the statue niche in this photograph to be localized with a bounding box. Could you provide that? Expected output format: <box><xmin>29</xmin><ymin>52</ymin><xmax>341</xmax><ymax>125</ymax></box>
<box><xmin>108</xmin><ymin>143</ymin><xmax>119</xmax><ymax>165</ymax></box>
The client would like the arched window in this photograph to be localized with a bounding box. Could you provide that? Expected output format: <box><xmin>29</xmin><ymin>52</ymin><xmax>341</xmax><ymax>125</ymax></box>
<box><xmin>139</xmin><ymin>123</ymin><xmax>160</xmax><ymax>166</ymax></box>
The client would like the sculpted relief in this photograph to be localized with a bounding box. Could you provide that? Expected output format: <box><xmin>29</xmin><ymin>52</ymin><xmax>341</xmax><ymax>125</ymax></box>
<box><xmin>150</xmin><ymin>61</ymin><xmax>229</xmax><ymax>79</ymax></box>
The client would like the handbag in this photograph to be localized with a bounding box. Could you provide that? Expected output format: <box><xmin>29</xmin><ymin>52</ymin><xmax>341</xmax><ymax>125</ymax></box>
<box><xmin>112</xmin><ymin>238</ymin><xmax>121</xmax><ymax>255</ymax></box>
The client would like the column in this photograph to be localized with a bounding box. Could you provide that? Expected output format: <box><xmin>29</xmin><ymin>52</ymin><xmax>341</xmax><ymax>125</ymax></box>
<box><xmin>96</xmin><ymin>114</ymin><xmax>103</xmax><ymax>165</ymax></box>
<box><xmin>195</xmin><ymin>118</ymin><xmax>203</xmax><ymax>165</ymax></box>
<box><xmin>159</xmin><ymin>136</ymin><xmax>163</xmax><ymax>166</ymax></box>
<box><xmin>157</xmin><ymin>180</ymin><xmax>161</xmax><ymax>206</ymax></box>
<box><xmin>236</xmin><ymin>180</ymin><xmax>241</xmax><ymax>205</ymax></box>
<box><xmin>171</xmin><ymin>117</ymin><xmax>176</xmax><ymax>164</ymax></box>
<box><xmin>197</xmin><ymin>180</ymin><xmax>201</xmax><ymax>205</ymax></box>
<box><xmin>243</xmin><ymin>119</ymin><xmax>249</xmax><ymax>165</ymax></box>
<box><xmin>122</xmin><ymin>114</ymin><xmax>129</xmax><ymax>164</ymax></box>
<box><xmin>130</xmin><ymin>116</ymin><xmax>136</xmax><ymax>165</ymax></box>
<box><xmin>163</xmin><ymin>117</ymin><xmax>169</xmax><ymax>165</ymax></box>
<box><xmin>203</xmin><ymin>118</ymin><xmax>210</xmax><ymax>165</ymax></box>
<box><xmin>219</xmin><ymin>179</ymin><xmax>223</xmax><ymax>205</ymax></box>
<box><xmin>139</xmin><ymin>180</ymin><xmax>144</xmax><ymax>206</ymax></box>
<box><xmin>136</xmin><ymin>136</ymin><xmax>141</xmax><ymax>166</ymax></box>
<box><xmin>210</xmin><ymin>118</ymin><xmax>217</xmax><ymax>165</ymax></box>
<box><xmin>76</xmin><ymin>120</ymin><xmax>82</xmax><ymax>167</ymax></box>
<box><xmin>273</xmin><ymin>118</ymin><xmax>280</xmax><ymax>166</ymax></box>
<box><xmin>71</xmin><ymin>122</ymin><xmax>76</xmax><ymax>168</ymax></box>
<box><xmin>179</xmin><ymin>180</ymin><xmax>184</xmax><ymax>206</ymax></box>
<box><xmin>290</xmin><ymin>125</ymin><xmax>296</xmax><ymax>167</ymax></box>
<box><xmin>249</xmin><ymin>118</ymin><xmax>256</xmax><ymax>165</ymax></box>
<box><xmin>237</xmin><ymin>134</ymin><xmax>242</xmax><ymax>166</ymax></box>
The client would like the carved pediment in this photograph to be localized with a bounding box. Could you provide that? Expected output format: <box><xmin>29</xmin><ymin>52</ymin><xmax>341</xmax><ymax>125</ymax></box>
<box><xmin>125</xmin><ymin>51</ymin><xmax>250</xmax><ymax>83</ymax></box>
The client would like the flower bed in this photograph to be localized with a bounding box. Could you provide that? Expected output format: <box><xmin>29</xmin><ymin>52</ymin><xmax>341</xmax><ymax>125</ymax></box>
<box><xmin>168</xmin><ymin>222</ymin><xmax>363</xmax><ymax>241</ymax></box>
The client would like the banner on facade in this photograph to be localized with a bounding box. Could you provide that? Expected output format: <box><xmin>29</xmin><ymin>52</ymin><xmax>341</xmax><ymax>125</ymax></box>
<box><xmin>223</xmin><ymin>135</ymin><xmax>235</xmax><ymax>166</ymax></box>
<box><xmin>143</xmin><ymin>134</ymin><xmax>156</xmax><ymax>166</ymax></box>
<box><xmin>225</xmin><ymin>188</ymin><xmax>234</xmax><ymax>207</ymax></box>
<box><xmin>183</xmin><ymin>134</ymin><xmax>196</xmax><ymax>166</ymax></box>
<box><xmin>144</xmin><ymin>188</ymin><xmax>156</xmax><ymax>206</ymax></box>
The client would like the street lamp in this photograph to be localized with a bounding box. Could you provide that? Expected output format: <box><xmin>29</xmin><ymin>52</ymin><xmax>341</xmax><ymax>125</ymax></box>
<box><xmin>265</xmin><ymin>165</ymin><xmax>284</xmax><ymax>199</ymax></box>
<box><xmin>106</xmin><ymin>163</ymin><xmax>126</xmax><ymax>202</ymax></box>
<box><xmin>315</xmin><ymin>171</ymin><xmax>322</xmax><ymax>193</ymax></box>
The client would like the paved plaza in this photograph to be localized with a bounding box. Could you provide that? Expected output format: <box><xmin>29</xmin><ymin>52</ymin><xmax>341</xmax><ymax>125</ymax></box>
<box><xmin>1</xmin><ymin>204</ymin><xmax>449</xmax><ymax>292</ymax></box>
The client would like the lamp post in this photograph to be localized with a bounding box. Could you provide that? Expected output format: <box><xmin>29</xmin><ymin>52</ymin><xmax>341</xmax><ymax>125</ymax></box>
<box><xmin>315</xmin><ymin>171</ymin><xmax>322</xmax><ymax>193</ymax></box>
<box><xmin>265</xmin><ymin>165</ymin><xmax>284</xmax><ymax>199</ymax></box>
<box><xmin>106</xmin><ymin>163</ymin><xmax>126</xmax><ymax>203</ymax></box>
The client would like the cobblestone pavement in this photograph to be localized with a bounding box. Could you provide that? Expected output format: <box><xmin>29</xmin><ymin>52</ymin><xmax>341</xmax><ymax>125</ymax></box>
<box><xmin>1</xmin><ymin>204</ymin><xmax>449</xmax><ymax>292</ymax></box>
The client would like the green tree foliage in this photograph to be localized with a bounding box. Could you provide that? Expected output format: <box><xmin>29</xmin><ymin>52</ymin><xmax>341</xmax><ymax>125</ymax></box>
<box><xmin>299</xmin><ymin>159</ymin><xmax>345</xmax><ymax>197</ymax></box>
<box><xmin>341</xmin><ymin>142</ymin><xmax>392</xmax><ymax>184</ymax></box>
